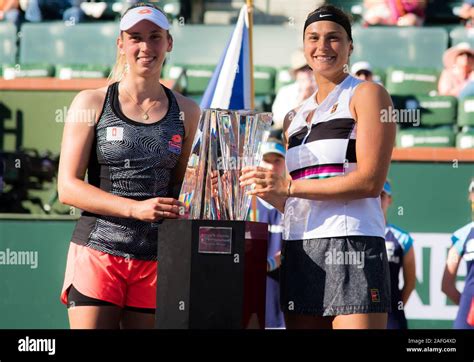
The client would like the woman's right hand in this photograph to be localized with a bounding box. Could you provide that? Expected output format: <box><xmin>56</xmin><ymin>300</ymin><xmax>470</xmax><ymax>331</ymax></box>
<box><xmin>130</xmin><ymin>197</ymin><xmax>183</xmax><ymax>222</ymax></box>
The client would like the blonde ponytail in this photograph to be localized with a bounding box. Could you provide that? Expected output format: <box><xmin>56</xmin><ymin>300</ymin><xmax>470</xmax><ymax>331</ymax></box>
<box><xmin>108</xmin><ymin>42</ymin><xmax>127</xmax><ymax>84</ymax></box>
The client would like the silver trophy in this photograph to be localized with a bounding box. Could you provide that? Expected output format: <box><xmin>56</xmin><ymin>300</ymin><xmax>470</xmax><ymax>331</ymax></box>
<box><xmin>179</xmin><ymin>109</ymin><xmax>272</xmax><ymax>220</ymax></box>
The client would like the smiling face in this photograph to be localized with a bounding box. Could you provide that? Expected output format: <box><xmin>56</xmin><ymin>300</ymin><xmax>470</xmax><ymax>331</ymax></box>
<box><xmin>118</xmin><ymin>20</ymin><xmax>172</xmax><ymax>78</ymax></box>
<box><xmin>303</xmin><ymin>21</ymin><xmax>352</xmax><ymax>79</ymax></box>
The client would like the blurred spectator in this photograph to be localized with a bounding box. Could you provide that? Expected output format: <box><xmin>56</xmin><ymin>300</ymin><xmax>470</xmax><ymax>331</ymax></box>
<box><xmin>63</xmin><ymin>0</ymin><xmax>86</xmax><ymax>23</ymax></box>
<box><xmin>271</xmin><ymin>49</ymin><xmax>315</xmax><ymax>131</ymax></box>
<box><xmin>459</xmin><ymin>0</ymin><xmax>474</xmax><ymax>27</ymax></box>
<box><xmin>21</xmin><ymin>0</ymin><xmax>86</xmax><ymax>23</ymax></box>
<box><xmin>441</xmin><ymin>179</ymin><xmax>474</xmax><ymax>329</ymax></box>
<box><xmin>363</xmin><ymin>0</ymin><xmax>427</xmax><ymax>27</ymax></box>
<box><xmin>381</xmin><ymin>180</ymin><xmax>416</xmax><ymax>329</ymax></box>
<box><xmin>248</xmin><ymin>139</ymin><xmax>287</xmax><ymax>329</ymax></box>
<box><xmin>80</xmin><ymin>0</ymin><xmax>113</xmax><ymax>20</ymax></box>
<box><xmin>351</xmin><ymin>61</ymin><xmax>374</xmax><ymax>81</ymax></box>
<box><xmin>0</xmin><ymin>0</ymin><xmax>22</xmax><ymax>28</ymax></box>
<box><xmin>438</xmin><ymin>42</ymin><xmax>474</xmax><ymax>98</ymax></box>
<box><xmin>119</xmin><ymin>0</ymin><xmax>139</xmax><ymax>15</ymax></box>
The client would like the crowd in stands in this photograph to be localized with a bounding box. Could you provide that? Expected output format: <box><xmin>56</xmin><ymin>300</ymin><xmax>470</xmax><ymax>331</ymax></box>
<box><xmin>1</xmin><ymin>1</ymin><xmax>474</xmax><ymax>149</ymax></box>
<box><xmin>0</xmin><ymin>1</ymin><xmax>471</xmax><ymax>27</ymax></box>
<box><xmin>0</xmin><ymin>0</ymin><xmax>146</xmax><ymax>27</ymax></box>
<box><xmin>439</xmin><ymin>42</ymin><xmax>474</xmax><ymax>98</ymax></box>
<box><xmin>460</xmin><ymin>0</ymin><xmax>474</xmax><ymax>27</ymax></box>
<box><xmin>363</xmin><ymin>0</ymin><xmax>427</xmax><ymax>26</ymax></box>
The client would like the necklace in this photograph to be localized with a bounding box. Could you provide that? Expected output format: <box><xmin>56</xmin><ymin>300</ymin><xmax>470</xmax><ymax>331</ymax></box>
<box><xmin>121</xmin><ymin>86</ymin><xmax>158</xmax><ymax>121</ymax></box>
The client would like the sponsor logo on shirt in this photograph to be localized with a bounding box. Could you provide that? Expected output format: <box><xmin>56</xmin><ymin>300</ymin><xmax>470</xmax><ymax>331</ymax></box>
<box><xmin>370</xmin><ymin>288</ymin><xmax>380</xmax><ymax>303</ymax></box>
<box><xmin>168</xmin><ymin>134</ymin><xmax>182</xmax><ymax>154</ymax></box>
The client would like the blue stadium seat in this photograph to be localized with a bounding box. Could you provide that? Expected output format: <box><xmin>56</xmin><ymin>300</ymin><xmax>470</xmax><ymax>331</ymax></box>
<box><xmin>397</xmin><ymin>126</ymin><xmax>456</xmax><ymax>147</ymax></box>
<box><xmin>456</xmin><ymin>127</ymin><xmax>474</xmax><ymax>148</ymax></box>
<box><xmin>352</xmin><ymin>26</ymin><xmax>448</xmax><ymax>69</ymax></box>
<box><xmin>401</xmin><ymin>96</ymin><xmax>457</xmax><ymax>126</ymax></box>
<box><xmin>450</xmin><ymin>26</ymin><xmax>474</xmax><ymax>48</ymax></box>
<box><xmin>386</xmin><ymin>67</ymin><xmax>439</xmax><ymax>96</ymax></box>
<box><xmin>457</xmin><ymin>97</ymin><xmax>474</xmax><ymax>126</ymax></box>
<box><xmin>0</xmin><ymin>23</ymin><xmax>17</xmax><ymax>66</ymax></box>
<box><xmin>19</xmin><ymin>22</ymin><xmax>118</xmax><ymax>66</ymax></box>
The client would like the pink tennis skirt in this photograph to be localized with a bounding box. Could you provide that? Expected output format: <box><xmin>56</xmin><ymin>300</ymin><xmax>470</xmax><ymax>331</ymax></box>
<box><xmin>61</xmin><ymin>242</ymin><xmax>157</xmax><ymax>309</ymax></box>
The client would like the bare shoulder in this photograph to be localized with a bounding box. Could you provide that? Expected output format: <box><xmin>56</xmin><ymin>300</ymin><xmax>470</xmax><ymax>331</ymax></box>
<box><xmin>353</xmin><ymin>81</ymin><xmax>391</xmax><ymax>103</ymax></box>
<box><xmin>72</xmin><ymin>86</ymin><xmax>107</xmax><ymax>110</ymax></box>
<box><xmin>351</xmin><ymin>81</ymin><xmax>396</xmax><ymax>132</ymax></box>
<box><xmin>68</xmin><ymin>86</ymin><xmax>108</xmax><ymax>125</ymax></box>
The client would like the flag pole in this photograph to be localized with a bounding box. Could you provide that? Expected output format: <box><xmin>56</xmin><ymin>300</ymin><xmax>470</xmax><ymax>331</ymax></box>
<box><xmin>246</xmin><ymin>0</ymin><xmax>255</xmax><ymax>110</ymax></box>
<box><xmin>246</xmin><ymin>0</ymin><xmax>258</xmax><ymax>222</ymax></box>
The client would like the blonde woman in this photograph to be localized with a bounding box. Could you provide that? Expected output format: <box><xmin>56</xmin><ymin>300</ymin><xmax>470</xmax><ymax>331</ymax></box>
<box><xmin>58</xmin><ymin>2</ymin><xmax>200</xmax><ymax>329</ymax></box>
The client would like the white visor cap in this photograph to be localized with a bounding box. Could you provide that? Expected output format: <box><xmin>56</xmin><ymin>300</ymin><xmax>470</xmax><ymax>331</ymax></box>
<box><xmin>120</xmin><ymin>6</ymin><xmax>170</xmax><ymax>31</ymax></box>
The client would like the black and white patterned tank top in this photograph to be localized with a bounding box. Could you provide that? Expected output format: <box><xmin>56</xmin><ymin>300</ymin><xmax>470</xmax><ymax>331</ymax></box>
<box><xmin>71</xmin><ymin>82</ymin><xmax>185</xmax><ymax>260</ymax></box>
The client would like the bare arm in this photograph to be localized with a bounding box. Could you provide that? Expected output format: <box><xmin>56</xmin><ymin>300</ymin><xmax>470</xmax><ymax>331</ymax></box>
<box><xmin>401</xmin><ymin>246</ymin><xmax>416</xmax><ymax>306</ymax></box>
<box><xmin>4</xmin><ymin>0</ymin><xmax>18</xmax><ymax>11</ymax></box>
<box><xmin>288</xmin><ymin>81</ymin><xmax>396</xmax><ymax>201</ymax></box>
<box><xmin>0</xmin><ymin>0</ymin><xmax>18</xmax><ymax>19</ymax></box>
<box><xmin>459</xmin><ymin>3</ymin><xmax>473</xmax><ymax>20</ymax></box>
<box><xmin>438</xmin><ymin>70</ymin><xmax>455</xmax><ymax>96</ymax></box>
<box><xmin>170</xmin><ymin>92</ymin><xmax>201</xmax><ymax>192</ymax></box>
<box><xmin>441</xmin><ymin>246</ymin><xmax>462</xmax><ymax>305</ymax></box>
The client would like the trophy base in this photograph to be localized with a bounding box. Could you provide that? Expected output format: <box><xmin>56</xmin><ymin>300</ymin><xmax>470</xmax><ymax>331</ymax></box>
<box><xmin>156</xmin><ymin>219</ymin><xmax>268</xmax><ymax>329</ymax></box>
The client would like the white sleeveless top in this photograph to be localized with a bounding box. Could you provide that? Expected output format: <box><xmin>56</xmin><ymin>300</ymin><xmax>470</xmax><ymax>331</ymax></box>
<box><xmin>284</xmin><ymin>75</ymin><xmax>385</xmax><ymax>241</ymax></box>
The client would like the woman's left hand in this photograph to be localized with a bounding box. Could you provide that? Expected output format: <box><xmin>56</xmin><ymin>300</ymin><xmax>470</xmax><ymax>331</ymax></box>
<box><xmin>239</xmin><ymin>166</ymin><xmax>289</xmax><ymax>211</ymax></box>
